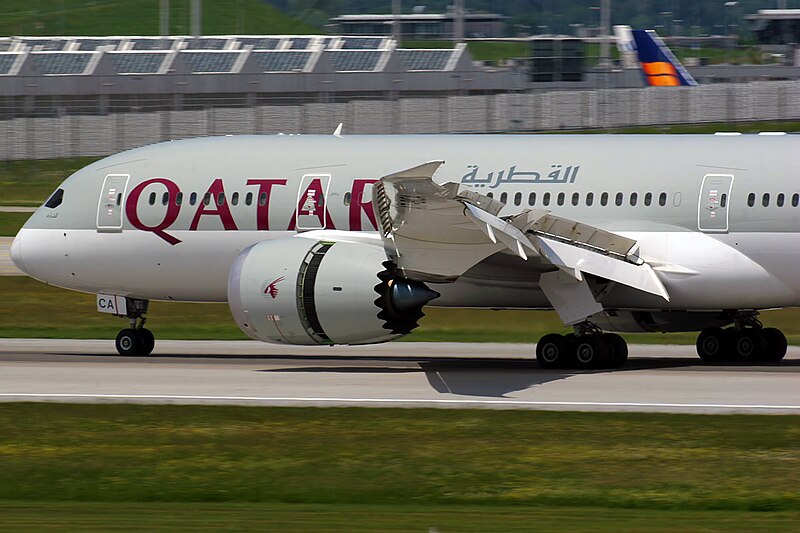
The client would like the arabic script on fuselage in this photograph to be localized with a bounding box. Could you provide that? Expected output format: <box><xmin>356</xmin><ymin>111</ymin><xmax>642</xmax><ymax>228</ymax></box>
<box><xmin>460</xmin><ymin>164</ymin><xmax>581</xmax><ymax>189</ymax></box>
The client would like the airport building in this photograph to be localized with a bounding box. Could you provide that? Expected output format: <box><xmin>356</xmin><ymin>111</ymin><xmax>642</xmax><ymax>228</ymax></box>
<box><xmin>3</xmin><ymin>33</ymin><xmax>800</xmax><ymax>119</ymax></box>
<box><xmin>0</xmin><ymin>34</ymin><xmax>519</xmax><ymax>118</ymax></box>
<box><xmin>3</xmin><ymin>34</ymin><xmax>800</xmax><ymax>161</ymax></box>
<box><xmin>746</xmin><ymin>9</ymin><xmax>800</xmax><ymax>45</ymax></box>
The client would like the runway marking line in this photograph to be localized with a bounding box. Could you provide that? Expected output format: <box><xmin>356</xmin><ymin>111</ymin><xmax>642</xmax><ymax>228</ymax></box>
<box><xmin>0</xmin><ymin>393</ymin><xmax>799</xmax><ymax>411</ymax></box>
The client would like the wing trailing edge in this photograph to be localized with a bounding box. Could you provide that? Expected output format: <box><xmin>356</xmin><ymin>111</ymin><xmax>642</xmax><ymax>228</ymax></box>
<box><xmin>372</xmin><ymin>161</ymin><xmax>670</xmax><ymax>304</ymax></box>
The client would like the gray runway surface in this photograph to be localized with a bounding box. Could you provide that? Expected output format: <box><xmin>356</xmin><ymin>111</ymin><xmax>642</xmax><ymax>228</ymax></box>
<box><xmin>0</xmin><ymin>339</ymin><xmax>798</xmax><ymax>414</ymax></box>
<box><xmin>0</xmin><ymin>206</ymin><xmax>36</xmax><ymax>212</ymax></box>
<box><xmin>0</xmin><ymin>238</ymin><xmax>23</xmax><ymax>276</ymax></box>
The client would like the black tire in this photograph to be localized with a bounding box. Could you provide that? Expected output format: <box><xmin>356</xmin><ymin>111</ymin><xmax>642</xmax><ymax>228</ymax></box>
<box><xmin>731</xmin><ymin>328</ymin><xmax>767</xmax><ymax>362</ymax></box>
<box><xmin>115</xmin><ymin>328</ymin><xmax>141</xmax><ymax>356</ymax></box>
<box><xmin>602</xmin><ymin>333</ymin><xmax>628</xmax><ymax>368</ymax></box>
<box><xmin>760</xmin><ymin>328</ymin><xmax>787</xmax><ymax>363</ymax></box>
<box><xmin>575</xmin><ymin>336</ymin><xmax>609</xmax><ymax>369</ymax></box>
<box><xmin>137</xmin><ymin>328</ymin><xmax>155</xmax><ymax>356</ymax></box>
<box><xmin>696</xmin><ymin>327</ymin><xmax>727</xmax><ymax>363</ymax></box>
<box><xmin>536</xmin><ymin>333</ymin><xmax>569</xmax><ymax>369</ymax></box>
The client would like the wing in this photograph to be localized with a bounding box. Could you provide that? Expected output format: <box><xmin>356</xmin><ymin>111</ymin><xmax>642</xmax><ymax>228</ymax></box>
<box><xmin>372</xmin><ymin>161</ymin><xmax>669</xmax><ymax>325</ymax></box>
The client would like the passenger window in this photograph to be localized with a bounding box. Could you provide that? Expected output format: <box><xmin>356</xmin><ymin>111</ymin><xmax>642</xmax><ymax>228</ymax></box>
<box><xmin>514</xmin><ymin>192</ymin><xmax>522</xmax><ymax>206</ymax></box>
<box><xmin>245</xmin><ymin>192</ymin><xmax>253</xmax><ymax>206</ymax></box>
<box><xmin>600</xmin><ymin>192</ymin><xmax>608</xmax><ymax>206</ymax></box>
<box><xmin>486</xmin><ymin>192</ymin><xmax>494</xmax><ymax>199</ymax></box>
<box><xmin>762</xmin><ymin>193</ymin><xmax>770</xmax><ymax>207</ymax></box>
<box><xmin>162</xmin><ymin>192</ymin><xmax>169</xmax><ymax>206</ymax></box>
<box><xmin>217</xmin><ymin>192</ymin><xmax>225</xmax><ymax>206</ymax></box>
<box><xmin>528</xmin><ymin>192</ymin><xmax>536</xmax><ymax>206</ymax></box>
<box><xmin>571</xmin><ymin>192</ymin><xmax>579</xmax><ymax>206</ymax></box>
<box><xmin>344</xmin><ymin>192</ymin><xmax>351</xmax><ymax>206</ymax></box>
<box><xmin>673</xmin><ymin>192</ymin><xmax>682</xmax><ymax>207</ymax></box>
<box><xmin>659</xmin><ymin>192</ymin><xmax>667</xmax><ymax>207</ymax></box>
<box><xmin>557</xmin><ymin>192</ymin><xmax>565</xmax><ymax>206</ymax></box>
<box><xmin>44</xmin><ymin>188</ymin><xmax>64</xmax><ymax>209</ymax></box>
<box><xmin>543</xmin><ymin>192</ymin><xmax>551</xmax><ymax>206</ymax></box>
<box><xmin>721</xmin><ymin>194</ymin><xmax>727</xmax><ymax>208</ymax></box>
<box><xmin>777</xmin><ymin>193</ymin><xmax>785</xmax><ymax>207</ymax></box>
<box><xmin>630</xmin><ymin>193</ymin><xmax>638</xmax><ymax>206</ymax></box>
<box><xmin>116</xmin><ymin>193</ymin><xmax>122</xmax><ymax>206</ymax></box>
<box><xmin>500</xmin><ymin>192</ymin><xmax>508</xmax><ymax>204</ymax></box>
<box><xmin>586</xmin><ymin>192</ymin><xmax>594</xmax><ymax>206</ymax></box>
<box><xmin>747</xmin><ymin>193</ymin><xmax>755</xmax><ymax>207</ymax></box>
<box><xmin>190</xmin><ymin>192</ymin><xmax>197</xmax><ymax>206</ymax></box>
<box><xmin>644</xmin><ymin>192</ymin><xmax>652</xmax><ymax>206</ymax></box>
<box><xmin>615</xmin><ymin>192</ymin><xmax>623</xmax><ymax>206</ymax></box>
<box><xmin>231</xmin><ymin>192</ymin><xmax>239</xmax><ymax>206</ymax></box>
<box><xmin>259</xmin><ymin>192</ymin><xmax>268</xmax><ymax>206</ymax></box>
<box><xmin>148</xmin><ymin>192</ymin><xmax>156</xmax><ymax>206</ymax></box>
<box><xmin>176</xmin><ymin>192</ymin><xmax>183</xmax><ymax>206</ymax></box>
<box><xmin>794</xmin><ymin>193</ymin><xmax>799</xmax><ymax>207</ymax></box>
<box><xmin>203</xmin><ymin>193</ymin><xmax>211</xmax><ymax>206</ymax></box>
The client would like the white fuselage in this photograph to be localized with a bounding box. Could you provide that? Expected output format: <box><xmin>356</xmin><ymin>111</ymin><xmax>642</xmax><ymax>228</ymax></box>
<box><xmin>11</xmin><ymin>134</ymin><xmax>800</xmax><ymax>312</ymax></box>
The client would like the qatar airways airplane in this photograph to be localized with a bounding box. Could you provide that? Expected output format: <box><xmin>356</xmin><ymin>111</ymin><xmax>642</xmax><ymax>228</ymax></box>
<box><xmin>10</xmin><ymin>133</ymin><xmax>797</xmax><ymax>368</ymax></box>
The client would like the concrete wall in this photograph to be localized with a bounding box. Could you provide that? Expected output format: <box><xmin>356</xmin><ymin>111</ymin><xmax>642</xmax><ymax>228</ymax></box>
<box><xmin>2</xmin><ymin>80</ymin><xmax>800</xmax><ymax>161</ymax></box>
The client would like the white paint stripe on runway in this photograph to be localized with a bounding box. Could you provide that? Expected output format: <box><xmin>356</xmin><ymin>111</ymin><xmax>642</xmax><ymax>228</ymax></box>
<box><xmin>1</xmin><ymin>393</ymin><xmax>799</xmax><ymax>411</ymax></box>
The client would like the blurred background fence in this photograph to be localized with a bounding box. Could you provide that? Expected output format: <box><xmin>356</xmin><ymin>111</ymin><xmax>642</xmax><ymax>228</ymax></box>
<box><xmin>2</xmin><ymin>80</ymin><xmax>799</xmax><ymax>161</ymax></box>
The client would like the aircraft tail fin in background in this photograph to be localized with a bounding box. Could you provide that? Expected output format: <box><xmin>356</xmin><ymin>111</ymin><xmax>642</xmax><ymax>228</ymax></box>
<box><xmin>615</xmin><ymin>25</ymin><xmax>698</xmax><ymax>87</ymax></box>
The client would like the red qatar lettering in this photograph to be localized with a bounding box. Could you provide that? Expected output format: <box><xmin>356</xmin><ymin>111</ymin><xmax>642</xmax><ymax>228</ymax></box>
<box><xmin>349</xmin><ymin>179</ymin><xmax>378</xmax><ymax>231</ymax></box>
<box><xmin>125</xmin><ymin>178</ymin><xmax>182</xmax><ymax>245</ymax></box>
<box><xmin>288</xmin><ymin>178</ymin><xmax>336</xmax><ymax>230</ymax></box>
<box><xmin>189</xmin><ymin>179</ymin><xmax>238</xmax><ymax>231</ymax></box>
<box><xmin>246</xmin><ymin>179</ymin><xmax>286</xmax><ymax>230</ymax></box>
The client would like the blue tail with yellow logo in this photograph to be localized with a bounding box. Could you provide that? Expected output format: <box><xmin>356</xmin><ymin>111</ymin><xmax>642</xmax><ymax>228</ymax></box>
<box><xmin>631</xmin><ymin>29</ymin><xmax>697</xmax><ymax>87</ymax></box>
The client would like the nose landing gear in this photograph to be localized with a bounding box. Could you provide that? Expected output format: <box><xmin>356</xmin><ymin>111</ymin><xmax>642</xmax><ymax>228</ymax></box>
<box><xmin>114</xmin><ymin>299</ymin><xmax>155</xmax><ymax>357</ymax></box>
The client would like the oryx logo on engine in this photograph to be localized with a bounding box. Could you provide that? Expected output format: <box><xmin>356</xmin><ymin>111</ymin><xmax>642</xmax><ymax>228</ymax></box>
<box><xmin>263</xmin><ymin>277</ymin><xmax>285</xmax><ymax>299</ymax></box>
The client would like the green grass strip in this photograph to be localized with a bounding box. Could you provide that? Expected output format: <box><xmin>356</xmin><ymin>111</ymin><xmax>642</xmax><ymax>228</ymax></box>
<box><xmin>3</xmin><ymin>276</ymin><xmax>800</xmax><ymax>343</ymax></box>
<box><xmin>1</xmin><ymin>501</ymin><xmax>798</xmax><ymax>532</ymax></box>
<box><xmin>0</xmin><ymin>0</ymin><xmax>315</xmax><ymax>37</ymax></box>
<box><xmin>0</xmin><ymin>277</ymin><xmax>248</xmax><ymax>340</ymax></box>
<box><xmin>0</xmin><ymin>157</ymin><xmax>99</xmax><ymax>207</ymax></box>
<box><xmin>0</xmin><ymin>404</ymin><xmax>798</xmax><ymax>516</ymax></box>
<box><xmin>598</xmin><ymin>120</ymin><xmax>800</xmax><ymax>135</ymax></box>
<box><xmin>0</xmin><ymin>212</ymin><xmax>30</xmax><ymax>236</ymax></box>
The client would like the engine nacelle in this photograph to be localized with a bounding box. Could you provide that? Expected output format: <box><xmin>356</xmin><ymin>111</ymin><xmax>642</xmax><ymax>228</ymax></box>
<box><xmin>227</xmin><ymin>237</ymin><xmax>439</xmax><ymax>345</ymax></box>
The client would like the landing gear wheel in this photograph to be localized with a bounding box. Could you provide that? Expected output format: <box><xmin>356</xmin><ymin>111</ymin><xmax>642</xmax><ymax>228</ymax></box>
<box><xmin>602</xmin><ymin>333</ymin><xmax>628</xmax><ymax>368</ymax></box>
<box><xmin>115</xmin><ymin>328</ymin><xmax>141</xmax><ymax>356</ymax></box>
<box><xmin>536</xmin><ymin>333</ymin><xmax>570</xmax><ymax>369</ymax></box>
<box><xmin>760</xmin><ymin>327</ymin><xmax>787</xmax><ymax>363</ymax></box>
<box><xmin>137</xmin><ymin>328</ymin><xmax>155</xmax><ymax>356</ymax></box>
<box><xmin>732</xmin><ymin>328</ymin><xmax>767</xmax><ymax>362</ymax></box>
<box><xmin>696</xmin><ymin>327</ymin><xmax>727</xmax><ymax>364</ymax></box>
<box><xmin>575</xmin><ymin>336</ymin><xmax>609</xmax><ymax>369</ymax></box>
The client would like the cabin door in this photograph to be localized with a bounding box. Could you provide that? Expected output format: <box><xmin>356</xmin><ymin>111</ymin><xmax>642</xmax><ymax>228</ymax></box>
<box><xmin>698</xmin><ymin>174</ymin><xmax>733</xmax><ymax>233</ymax></box>
<box><xmin>295</xmin><ymin>174</ymin><xmax>332</xmax><ymax>231</ymax></box>
<box><xmin>96</xmin><ymin>174</ymin><xmax>129</xmax><ymax>232</ymax></box>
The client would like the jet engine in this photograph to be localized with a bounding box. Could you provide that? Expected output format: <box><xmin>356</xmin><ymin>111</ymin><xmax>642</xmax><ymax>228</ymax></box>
<box><xmin>227</xmin><ymin>237</ymin><xmax>440</xmax><ymax>345</ymax></box>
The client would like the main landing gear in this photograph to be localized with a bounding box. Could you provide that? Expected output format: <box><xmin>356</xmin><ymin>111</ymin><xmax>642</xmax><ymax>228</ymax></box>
<box><xmin>696</xmin><ymin>313</ymin><xmax>787</xmax><ymax>364</ymax></box>
<box><xmin>536</xmin><ymin>323</ymin><xmax>628</xmax><ymax>370</ymax></box>
<box><xmin>114</xmin><ymin>299</ymin><xmax>155</xmax><ymax>357</ymax></box>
